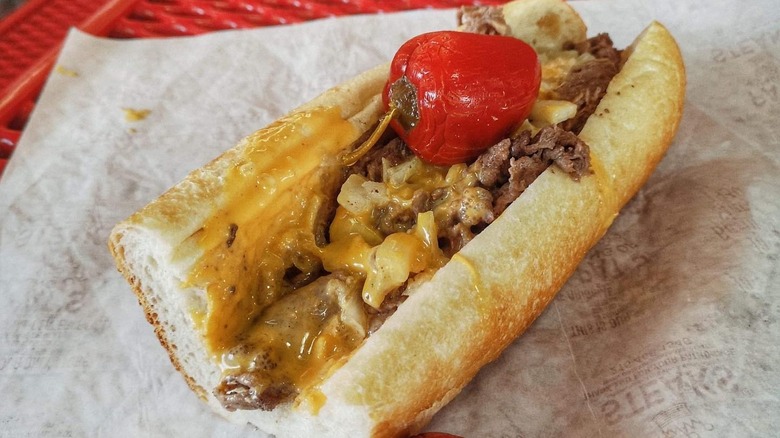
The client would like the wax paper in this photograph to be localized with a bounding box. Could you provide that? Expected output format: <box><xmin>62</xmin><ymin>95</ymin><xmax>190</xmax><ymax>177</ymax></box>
<box><xmin>1</xmin><ymin>1</ymin><xmax>778</xmax><ymax>437</ymax></box>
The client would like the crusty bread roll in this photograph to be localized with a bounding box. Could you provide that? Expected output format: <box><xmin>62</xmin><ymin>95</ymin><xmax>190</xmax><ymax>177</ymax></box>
<box><xmin>108</xmin><ymin>1</ymin><xmax>685</xmax><ymax>436</ymax></box>
<box><xmin>108</xmin><ymin>62</ymin><xmax>389</xmax><ymax>415</ymax></box>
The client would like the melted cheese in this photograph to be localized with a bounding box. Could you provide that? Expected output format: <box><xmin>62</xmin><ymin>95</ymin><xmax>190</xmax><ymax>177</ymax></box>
<box><xmin>324</xmin><ymin>159</ymin><xmax>453</xmax><ymax>309</ymax></box>
<box><xmin>219</xmin><ymin>275</ymin><xmax>366</xmax><ymax>395</ymax></box>
<box><xmin>451</xmin><ymin>253</ymin><xmax>482</xmax><ymax>295</ymax></box>
<box><xmin>186</xmin><ymin>106</ymin><xmax>359</xmax><ymax>356</ymax></box>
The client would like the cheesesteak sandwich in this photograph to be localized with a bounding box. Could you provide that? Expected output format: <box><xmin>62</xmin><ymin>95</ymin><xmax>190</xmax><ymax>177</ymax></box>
<box><xmin>108</xmin><ymin>0</ymin><xmax>685</xmax><ymax>436</ymax></box>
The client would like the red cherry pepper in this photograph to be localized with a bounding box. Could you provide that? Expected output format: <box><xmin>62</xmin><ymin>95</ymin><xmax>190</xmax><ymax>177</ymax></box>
<box><xmin>383</xmin><ymin>31</ymin><xmax>541</xmax><ymax>165</ymax></box>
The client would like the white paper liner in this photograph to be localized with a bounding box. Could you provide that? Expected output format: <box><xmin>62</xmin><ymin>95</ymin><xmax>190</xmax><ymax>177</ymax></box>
<box><xmin>1</xmin><ymin>1</ymin><xmax>778</xmax><ymax>436</ymax></box>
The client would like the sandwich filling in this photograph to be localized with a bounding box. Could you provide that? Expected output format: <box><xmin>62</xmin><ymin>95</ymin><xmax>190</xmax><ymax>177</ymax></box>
<box><xmin>189</xmin><ymin>9</ymin><xmax>623</xmax><ymax>412</ymax></box>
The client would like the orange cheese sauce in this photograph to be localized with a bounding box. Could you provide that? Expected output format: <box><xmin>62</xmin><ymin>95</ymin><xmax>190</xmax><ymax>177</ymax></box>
<box><xmin>186</xmin><ymin>107</ymin><xmax>359</xmax><ymax>356</ymax></box>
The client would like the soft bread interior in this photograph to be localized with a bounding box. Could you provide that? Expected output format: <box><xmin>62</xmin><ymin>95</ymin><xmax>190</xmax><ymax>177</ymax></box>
<box><xmin>108</xmin><ymin>2</ymin><xmax>685</xmax><ymax>437</ymax></box>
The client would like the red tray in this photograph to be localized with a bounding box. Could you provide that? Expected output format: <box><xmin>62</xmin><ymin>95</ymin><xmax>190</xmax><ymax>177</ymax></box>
<box><xmin>0</xmin><ymin>0</ymin><xmax>506</xmax><ymax>177</ymax></box>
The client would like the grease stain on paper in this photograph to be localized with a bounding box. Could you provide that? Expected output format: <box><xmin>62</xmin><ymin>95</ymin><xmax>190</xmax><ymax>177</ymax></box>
<box><xmin>123</xmin><ymin>108</ymin><xmax>151</xmax><ymax>122</ymax></box>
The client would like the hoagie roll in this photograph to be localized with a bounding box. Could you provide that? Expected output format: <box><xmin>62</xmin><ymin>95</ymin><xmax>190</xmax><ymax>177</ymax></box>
<box><xmin>109</xmin><ymin>1</ymin><xmax>685</xmax><ymax>436</ymax></box>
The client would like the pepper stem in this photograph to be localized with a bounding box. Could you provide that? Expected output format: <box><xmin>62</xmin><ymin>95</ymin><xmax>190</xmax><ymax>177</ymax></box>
<box><xmin>341</xmin><ymin>106</ymin><xmax>399</xmax><ymax>166</ymax></box>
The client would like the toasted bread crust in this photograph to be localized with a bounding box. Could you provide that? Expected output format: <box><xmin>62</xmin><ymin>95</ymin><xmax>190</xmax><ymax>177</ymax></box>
<box><xmin>108</xmin><ymin>2</ymin><xmax>685</xmax><ymax>437</ymax></box>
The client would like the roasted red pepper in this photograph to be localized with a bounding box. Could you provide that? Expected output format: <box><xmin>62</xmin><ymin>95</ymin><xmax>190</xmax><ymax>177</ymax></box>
<box><xmin>383</xmin><ymin>31</ymin><xmax>541</xmax><ymax>165</ymax></box>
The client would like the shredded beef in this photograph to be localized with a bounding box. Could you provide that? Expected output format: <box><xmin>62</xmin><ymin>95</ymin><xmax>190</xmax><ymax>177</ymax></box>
<box><xmin>439</xmin><ymin>223</ymin><xmax>474</xmax><ymax>257</ymax></box>
<box><xmin>457</xmin><ymin>187</ymin><xmax>495</xmax><ymax>227</ymax></box>
<box><xmin>437</xmin><ymin>186</ymin><xmax>495</xmax><ymax>255</ymax></box>
<box><xmin>354</xmin><ymin>124</ymin><xmax>591</xmax><ymax>254</ymax></box>
<box><xmin>474</xmin><ymin>138</ymin><xmax>512</xmax><ymax>187</ymax></box>
<box><xmin>411</xmin><ymin>189</ymin><xmax>432</xmax><ymax>214</ymax></box>
<box><xmin>457</xmin><ymin>6</ymin><xmax>508</xmax><ymax>35</ymax></box>
<box><xmin>374</xmin><ymin>202</ymin><xmax>417</xmax><ymax>235</ymax></box>
<box><xmin>556</xmin><ymin>34</ymin><xmax>622</xmax><ymax>134</ymax></box>
<box><xmin>570</xmin><ymin>33</ymin><xmax>622</xmax><ymax>65</ymax></box>
<box><xmin>474</xmin><ymin>126</ymin><xmax>591</xmax><ymax>216</ymax></box>
<box><xmin>365</xmin><ymin>286</ymin><xmax>408</xmax><ymax>335</ymax></box>
<box><xmin>351</xmin><ymin>137</ymin><xmax>412</xmax><ymax>182</ymax></box>
<box><xmin>509</xmin><ymin>129</ymin><xmax>533</xmax><ymax>157</ymax></box>
<box><xmin>520</xmin><ymin>125</ymin><xmax>590</xmax><ymax>178</ymax></box>
<box><xmin>215</xmin><ymin>373</ymin><xmax>297</xmax><ymax>411</ymax></box>
<box><xmin>492</xmin><ymin>156</ymin><xmax>548</xmax><ymax>216</ymax></box>
<box><xmin>554</xmin><ymin>58</ymin><xmax>619</xmax><ymax>133</ymax></box>
<box><xmin>373</xmin><ymin>188</ymin><xmax>433</xmax><ymax>235</ymax></box>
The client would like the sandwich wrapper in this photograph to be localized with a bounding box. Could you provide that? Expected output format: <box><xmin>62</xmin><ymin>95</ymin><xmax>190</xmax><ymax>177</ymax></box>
<box><xmin>1</xmin><ymin>0</ymin><xmax>778</xmax><ymax>435</ymax></box>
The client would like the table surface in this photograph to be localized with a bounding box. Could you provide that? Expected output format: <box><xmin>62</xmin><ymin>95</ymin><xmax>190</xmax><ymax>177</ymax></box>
<box><xmin>0</xmin><ymin>0</ymin><xmax>25</xmax><ymax>18</ymax></box>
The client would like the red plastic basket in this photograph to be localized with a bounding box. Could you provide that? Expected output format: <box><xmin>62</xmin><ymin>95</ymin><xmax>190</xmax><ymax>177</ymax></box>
<box><xmin>0</xmin><ymin>0</ymin><xmax>506</xmax><ymax>177</ymax></box>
